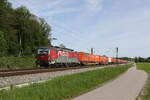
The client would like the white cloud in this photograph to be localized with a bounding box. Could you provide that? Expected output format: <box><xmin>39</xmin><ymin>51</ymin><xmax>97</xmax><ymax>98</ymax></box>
<box><xmin>86</xmin><ymin>0</ymin><xmax>103</xmax><ymax>12</ymax></box>
<box><xmin>41</xmin><ymin>8</ymin><xmax>82</xmax><ymax>16</ymax></box>
<box><xmin>9</xmin><ymin>0</ymin><xmax>78</xmax><ymax>15</ymax></box>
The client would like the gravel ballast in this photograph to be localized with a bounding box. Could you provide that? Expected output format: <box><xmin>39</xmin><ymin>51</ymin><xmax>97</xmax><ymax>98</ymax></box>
<box><xmin>0</xmin><ymin>65</ymin><xmax>117</xmax><ymax>87</ymax></box>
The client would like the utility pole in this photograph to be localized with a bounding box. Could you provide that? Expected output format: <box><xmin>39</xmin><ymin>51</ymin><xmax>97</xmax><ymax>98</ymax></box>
<box><xmin>116</xmin><ymin>47</ymin><xmax>119</xmax><ymax>64</ymax></box>
<box><xmin>91</xmin><ymin>48</ymin><xmax>94</xmax><ymax>54</ymax></box>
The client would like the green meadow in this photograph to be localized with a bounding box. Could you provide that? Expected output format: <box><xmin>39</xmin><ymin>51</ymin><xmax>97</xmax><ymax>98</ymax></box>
<box><xmin>137</xmin><ymin>63</ymin><xmax>150</xmax><ymax>100</ymax></box>
<box><xmin>0</xmin><ymin>64</ymin><xmax>131</xmax><ymax>100</ymax></box>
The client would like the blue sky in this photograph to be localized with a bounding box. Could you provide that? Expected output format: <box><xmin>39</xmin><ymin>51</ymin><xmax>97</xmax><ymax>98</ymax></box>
<box><xmin>8</xmin><ymin>0</ymin><xmax>150</xmax><ymax>57</ymax></box>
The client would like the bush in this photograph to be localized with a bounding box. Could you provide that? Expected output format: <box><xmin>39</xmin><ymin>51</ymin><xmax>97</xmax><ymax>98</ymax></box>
<box><xmin>0</xmin><ymin>57</ymin><xmax>36</xmax><ymax>69</ymax></box>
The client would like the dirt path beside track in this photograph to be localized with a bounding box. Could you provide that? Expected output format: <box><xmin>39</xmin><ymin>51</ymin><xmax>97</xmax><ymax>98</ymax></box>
<box><xmin>73</xmin><ymin>64</ymin><xmax>147</xmax><ymax>100</ymax></box>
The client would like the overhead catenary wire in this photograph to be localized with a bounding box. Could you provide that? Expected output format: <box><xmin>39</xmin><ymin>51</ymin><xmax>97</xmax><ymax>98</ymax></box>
<box><xmin>51</xmin><ymin>22</ymin><xmax>87</xmax><ymax>42</ymax></box>
<box><xmin>50</xmin><ymin>22</ymin><xmax>91</xmax><ymax>51</ymax></box>
<box><xmin>49</xmin><ymin>22</ymin><xmax>117</xmax><ymax>57</ymax></box>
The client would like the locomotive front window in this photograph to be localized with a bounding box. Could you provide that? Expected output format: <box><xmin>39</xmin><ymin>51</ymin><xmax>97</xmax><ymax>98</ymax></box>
<box><xmin>38</xmin><ymin>49</ymin><xmax>49</xmax><ymax>55</ymax></box>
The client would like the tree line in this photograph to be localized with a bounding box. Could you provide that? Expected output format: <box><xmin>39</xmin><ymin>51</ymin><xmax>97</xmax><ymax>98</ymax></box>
<box><xmin>0</xmin><ymin>0</ymin><xmax>51</xmax><ymax>57</ymax></box>
<box><xmin>134</xmin><ymin>57</ymin><xmax>150</xmax><ymax>63</ymax></box>
<box><xmin>119</xmin><ymin>57</ymin><xmax>150</xmax><ymax>63</ymax></box>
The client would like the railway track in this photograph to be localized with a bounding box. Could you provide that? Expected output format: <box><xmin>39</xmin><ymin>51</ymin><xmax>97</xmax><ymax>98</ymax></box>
<box><xmin>0</xmin><ymin>67</ymin><xmax>46</xmax><ymax>72</ymax></box>
<box><xmin>0</xmin><ymin>63</ymin><xmax>129</xmax><ymax>77</ymax></box>
<box><xmin>0</xmin><ymin>65</ymin><xmax>104</xmax><ymax>77</ymax></box>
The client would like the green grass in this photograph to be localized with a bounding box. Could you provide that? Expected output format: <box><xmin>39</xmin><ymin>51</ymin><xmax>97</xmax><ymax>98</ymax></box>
<box><xmin>137</xmin><ymin>63</ymin><xmax>150</xmax><ymax>73</ymax></box>
<box><xmin>0</xmin><ymin>64</ymin><xmax>132</xmax><ymax>100</ymax></box>
<box><xmin>0</xmin><ymin>86</ymin><xmax>4</xmax><ymax>88</ymax></box>
<box><xmin>137</xmin><ymin>63</ymin><xmax>150</xmax><ymax>100</ymax></box>
<box><xmin>0</xmin><ymin>57</ymin><xmax>36</xmax><ymax>69</ymax></box>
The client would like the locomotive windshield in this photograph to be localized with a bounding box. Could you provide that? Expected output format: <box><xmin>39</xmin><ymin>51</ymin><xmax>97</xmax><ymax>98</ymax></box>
<box><xmin>38</xmin><ymin>48</ymin><xmax>49</xmax><ymax>55</ymax></box>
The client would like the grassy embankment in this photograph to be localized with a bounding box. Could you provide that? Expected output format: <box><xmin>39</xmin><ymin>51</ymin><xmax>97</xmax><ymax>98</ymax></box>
<box><xmin>0</xmin><ymin>57</ymin><xmax>36</xmax><ymax>69</ymax></box>
<box><xmin>0</xmin><ymin>86</ymin><xmax>4</xmax><ymax>88</ymax></box>
<box><xmin>137</xmin><ymin>63</ymin><xmax>150</xmax><ymax>100</ymax></box>
<box><xmin>0</xmin><ymin>64</ymin><xmax>132</xmax><ymax>100</ymax></box>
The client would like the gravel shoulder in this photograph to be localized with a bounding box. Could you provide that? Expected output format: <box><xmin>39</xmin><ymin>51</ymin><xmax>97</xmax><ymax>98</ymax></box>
<box><xmin>72</xmin><ymin>64</ymin><xmax>147</xmax><ymax>100</ymax></box>
<box><xmin>0</xmin><ymin>65</ymin><xmax>118</xmax><ymax>87</ymax></box>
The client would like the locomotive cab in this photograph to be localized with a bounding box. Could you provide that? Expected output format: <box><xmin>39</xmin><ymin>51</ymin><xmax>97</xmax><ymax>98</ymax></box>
<box><xmin>36</xmin><ymin>48</ymin><xmax>51</xmax><ymax>67</ymax></box>
<box><xmin>38</xmin><ymin>48</ymin><xmax>49</xmax><ymax>55</ymax></box>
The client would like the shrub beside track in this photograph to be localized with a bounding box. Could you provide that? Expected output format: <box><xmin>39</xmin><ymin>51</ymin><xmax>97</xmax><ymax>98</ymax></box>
<box><xmin>0</xmin><ymin>57</ymin><xmax>36</xmax><ymax>69</ymax></box>
<box><xmin>0</xmin><ymin>64</ymin><xmax>132</xmax><ymax>100</ymax></box>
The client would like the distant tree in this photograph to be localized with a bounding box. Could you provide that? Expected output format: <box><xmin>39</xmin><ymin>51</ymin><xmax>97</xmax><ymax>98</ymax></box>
<box><xmin>134</xmin><ymin>57</ymin><xmax>150</xmax><ymax>63</ymax></box>
<box><xmin>0</xmin><ymin>0</ymin><xmax>52</xmax><ymax>57</ymax></box>
<box><xmin>119</xmin><ymin>57</ymin><xmax>134</xmax><ymax>61</ymax></box>
<box><xmin>15</xmin><ymin>6</ymin><xmax>30</xmax><ymax>56</ymax></box>
<box><xmin>134</xmin><ymin>57</ymin><xmax>138</xmax><ymax>63</ymax></box>
<box><xmin>102</xmin><ymin>55</ymin><xmax>107</xmax><ymax>57</ymax></box>
<box><xmin>138</xmin><ymin>57</ymin><xmax>146</xmax><ymax>62</ymax></box>
<box><xmin>0</xmin><ymin>31</ymin><xmax>7</xmax><ymax>56</ymax></box>
<box><xmin>146</xmin><ymin>57</ymin><xmax>150</xmax><ymax>62</ymax></box>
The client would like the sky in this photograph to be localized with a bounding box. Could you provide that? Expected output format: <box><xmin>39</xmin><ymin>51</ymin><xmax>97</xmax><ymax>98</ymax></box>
<box><xmin>8</xmin><ymin>0</ymin><xmax>150</xmax><ymax>57</ymax></box>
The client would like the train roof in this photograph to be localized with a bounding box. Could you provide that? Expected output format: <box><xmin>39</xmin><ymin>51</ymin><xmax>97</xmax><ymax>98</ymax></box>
<box><xmin>38</xmin><ymin>46</ymin><xmax>74</xmax><ymax>52</ymax></box>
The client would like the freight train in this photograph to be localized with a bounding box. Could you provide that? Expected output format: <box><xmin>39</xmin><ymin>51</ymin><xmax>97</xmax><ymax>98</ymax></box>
<box><xmin>36</xmin><ymin>46</ymin><xmax>127</xmax><ymax>67</ymax></box>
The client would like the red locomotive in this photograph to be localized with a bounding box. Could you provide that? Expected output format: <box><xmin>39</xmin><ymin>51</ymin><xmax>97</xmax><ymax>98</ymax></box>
<box><xmin>36</xmin><ymin>46</ymin><xmax>127</xmax><ymax>67</ymax></box>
